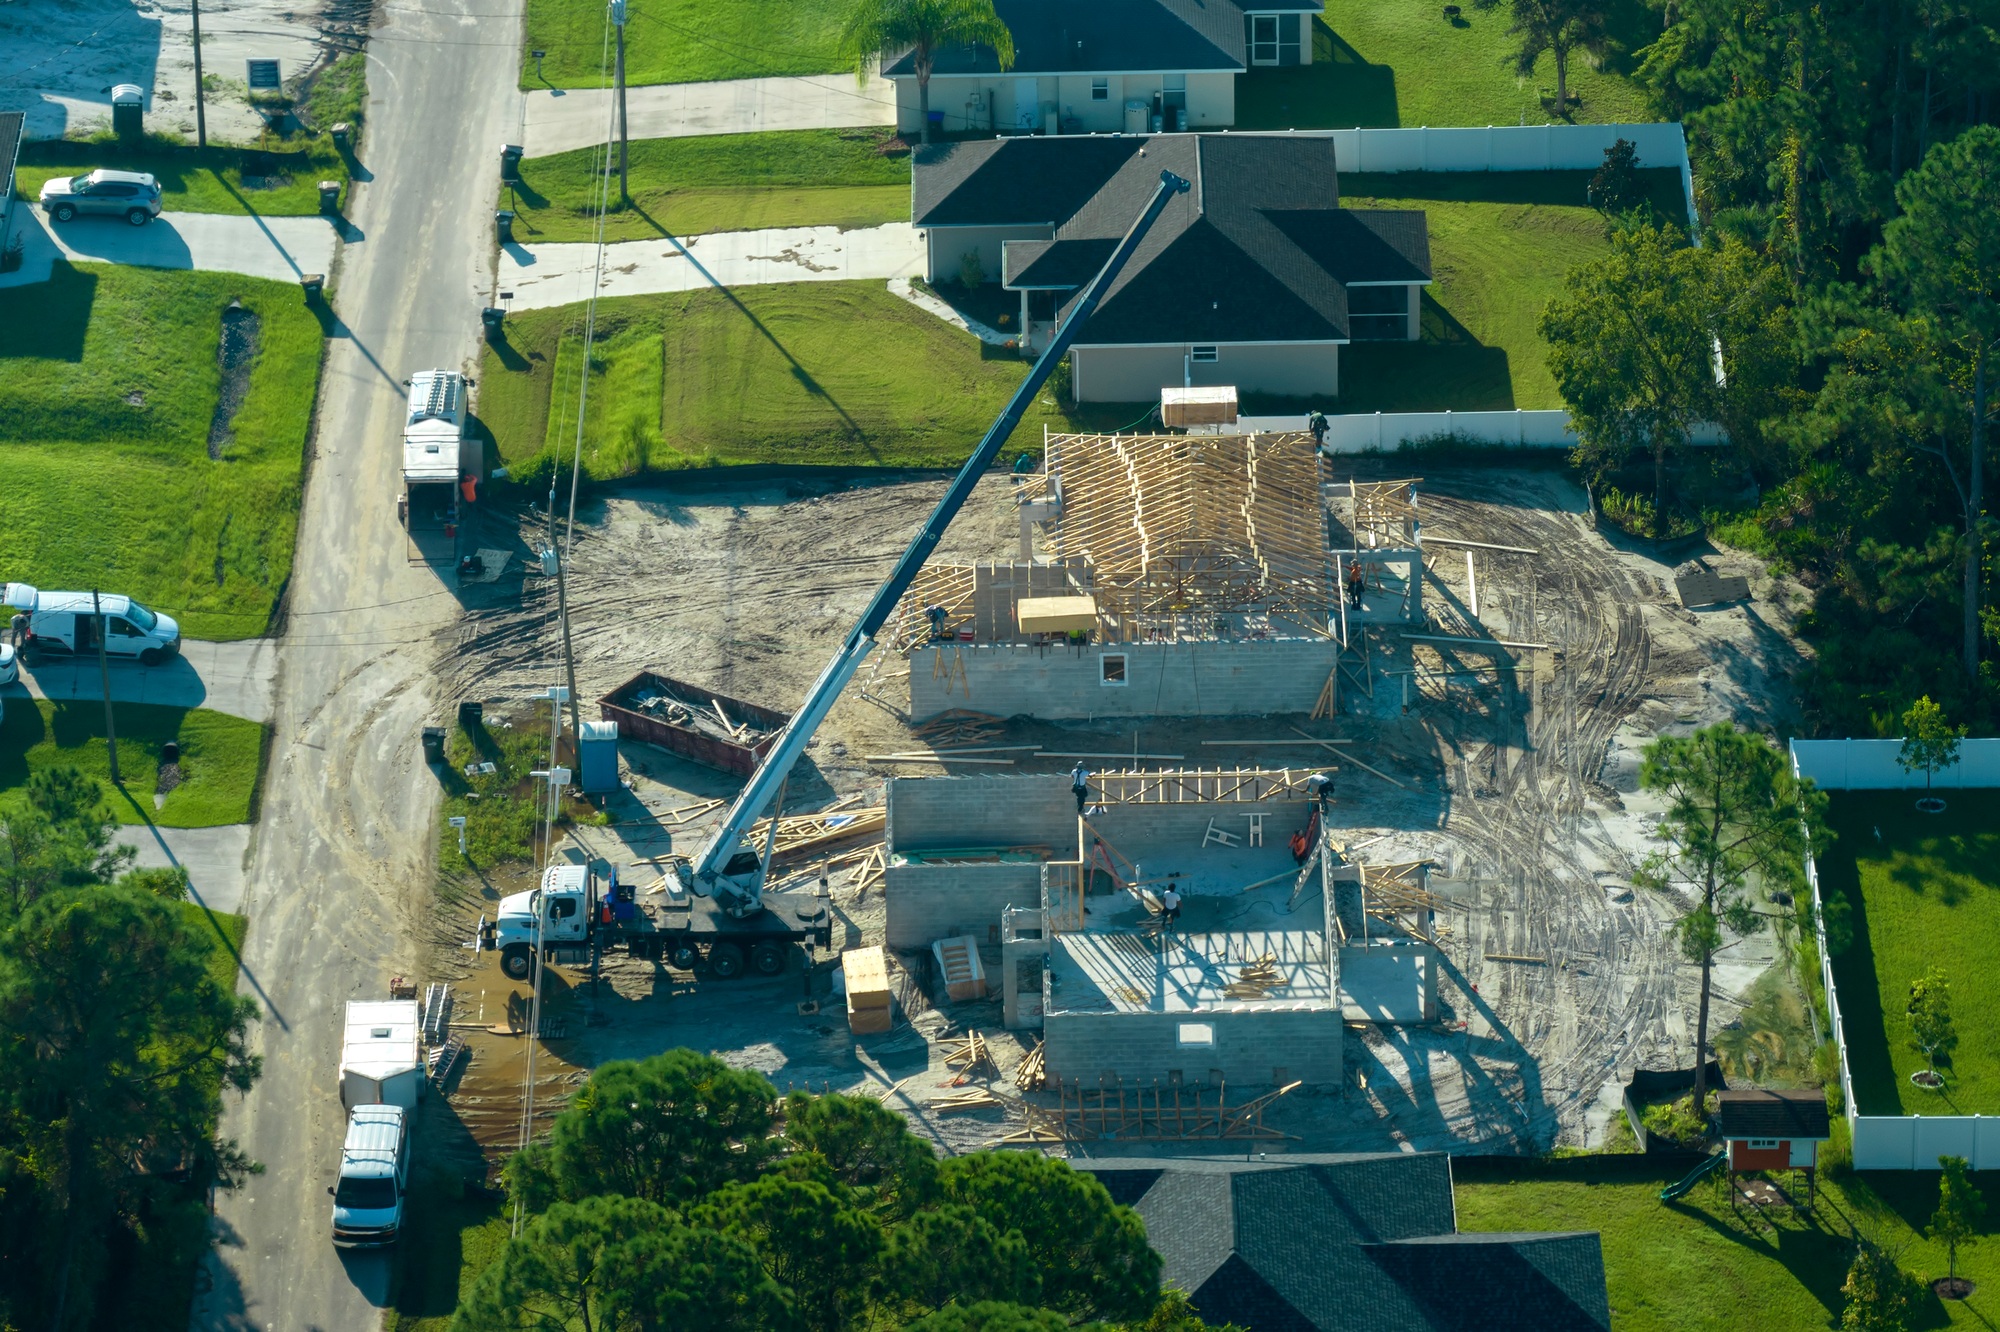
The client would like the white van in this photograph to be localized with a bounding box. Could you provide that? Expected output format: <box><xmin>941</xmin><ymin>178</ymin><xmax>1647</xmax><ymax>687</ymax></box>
<box><xmin>3</xmin><ymin>584</ymin><xmax>181</xmax><ymax>665</ymax></box>
<box><xmin>330</xmin><ymin>1103</ymin><xmax>410</xmax><ymax>1248</ymax></box>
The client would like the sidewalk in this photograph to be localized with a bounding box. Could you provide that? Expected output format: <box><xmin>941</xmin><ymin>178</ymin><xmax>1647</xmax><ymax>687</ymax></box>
<box><xmin>119</xmin><ymin>824</ymin><xmax>254</xmax><ymax>915</ymax></box>
<box><xmin>0</xmin><ymin>208</ymin><xmax>339</xmax><ymax>287</ymax></box>
<box><xmin>522</xmin><ymin>72</ymin><xmax>896</xmax><ymax>156</ymax></box>
<box><xmin>501</xmin><ymin>222</ymin><xmax>924</xmax><ymax>309</ymax></box>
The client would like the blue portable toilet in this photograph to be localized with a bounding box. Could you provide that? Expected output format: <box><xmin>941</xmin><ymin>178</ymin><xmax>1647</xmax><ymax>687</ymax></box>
<box><xmin>578</xmin><ymin>719</ymin><xmax>620</xmax><ymax>795</ymax></box>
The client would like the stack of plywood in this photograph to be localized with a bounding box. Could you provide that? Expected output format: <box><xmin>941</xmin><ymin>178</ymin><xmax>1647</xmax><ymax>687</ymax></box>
<box><xmin>843</xmin><ymin>946</ymin><xmax>894</xmax><ymax>1034</ymax></box>
<box><xmin>932</xmin><ymin>935</ymin><xmax>989</xmax><ymax>1001</ymax></box>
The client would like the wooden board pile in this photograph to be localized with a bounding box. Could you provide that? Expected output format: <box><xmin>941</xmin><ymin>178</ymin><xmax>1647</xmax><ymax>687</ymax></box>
<box><xmin>1222</xmin><ymin>953</ymin><xmax>1285</xmax><ymax>1000</ymax></box>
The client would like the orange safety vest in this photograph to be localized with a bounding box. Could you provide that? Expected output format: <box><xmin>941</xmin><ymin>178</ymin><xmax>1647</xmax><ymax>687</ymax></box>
<box><xmin>460</xmin><ymin>475</ymin><xmax>478</xmax><ymax>504</ymax></box>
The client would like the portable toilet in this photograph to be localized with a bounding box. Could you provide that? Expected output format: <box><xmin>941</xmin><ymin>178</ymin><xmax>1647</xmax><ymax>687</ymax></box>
<box><xmin>578</xmin><ymin>719</ymin><xmax>619</xmax><ymax>795</ymax></box>
<box><xmin>1124</xmin><ymin>99</ymin><xmax>1149</xmax><ymax>134</ymax></box>
<box><xmin>111</xmin><ymin>85</ymin><xmax>145</xmax><ymax>138</ymax></box>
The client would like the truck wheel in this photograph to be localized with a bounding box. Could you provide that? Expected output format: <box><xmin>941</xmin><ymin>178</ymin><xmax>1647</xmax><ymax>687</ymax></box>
<box><xmin>750</xmin><ymin>941</ymin><xmax>788</xmax><ymax>976</ymax></box>
<box><xmin>139</xmin><ymin>648</ymin><xmax>164</xmax><ymax>666</ymax></box>
<box><xmin>707</xmin><ymin>942</ymin><xmax>745</xmax><ymax>980</ymax></box>
<box><xmin>668</xmin><ymin>943</ymin><xmax>701</xmax><ymax>971</ymax></box>
<box><xmin>501</xmin><ymin>945</ymin><xmax>536</xmax><ymax>981</ymax></box>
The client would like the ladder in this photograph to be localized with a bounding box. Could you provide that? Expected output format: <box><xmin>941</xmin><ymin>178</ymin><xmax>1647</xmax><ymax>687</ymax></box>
<box><xmin>421</xmin><ymin>982</ymin><xmax>453</xmax><ymax>1045</ymax></box>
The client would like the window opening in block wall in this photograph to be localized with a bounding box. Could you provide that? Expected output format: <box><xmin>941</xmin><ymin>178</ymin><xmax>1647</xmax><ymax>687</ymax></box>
<box><xmin>1092</xmin><ymin>78</ymin><xmax>1108</xmax><ymax>100</ymax></box>
<box><xmin>1101</xmin><ymin>653</ymin><xmax>1128</xmax><ymax>685</ymax></box>
<box><xmin>1190</xmin><ymin>345</ymin><xmax>1219</xmax><ymax>362</ymax></box>
<box><xmin>1178</xmin><ymin>1022</ymin><xmax>1214</xmax><ymax>1047</ymax></box>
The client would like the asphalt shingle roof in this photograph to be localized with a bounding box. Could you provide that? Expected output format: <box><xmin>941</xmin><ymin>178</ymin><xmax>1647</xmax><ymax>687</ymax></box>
<box><xmin>0</xmin><ymin>111</ymin><xmax>24</xmax><ymax>201</ymax></box>
<box><xmin>885</xmin><ymin>0</ymin><xmax>1321</xmax><ymax>77</ymax></box>
<box><xmin>1715</xmin><ymin>1089</ymin><xmax>1832</xmax><ymax>1141</ymax></box>
<box><xmin>914</xmin><ymin>133</ymin><xmax>1431</xmax><ymax>344</ymax></box>
<box><xmin>1077</xmin><ymin>1155</ymin><xmax>1611</xmax><ymax>1332</ymax></box>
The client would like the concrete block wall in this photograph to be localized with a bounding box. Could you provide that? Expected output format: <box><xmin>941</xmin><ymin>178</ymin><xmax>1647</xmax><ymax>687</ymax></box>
<box><xmin>1090</xmin><ymin>800</ymin><xmax>1313</xmax><ymax>857</ymax></box>
<box><xmin>884</xmin><ymin>862</ymin><xmax>1045</xmax><ymax>950</ymax></box>
<box><xmin>1044</xmin><ymin>1007</ymin><xmax>1342</xmax><ymax>1087</ymax></box>
<box><xmin>885</xmin><ymin>774</ymin><xmax>1076</xmax><ymax>853</ymax></box>
<box><xmin>910</xmin><ymin>637</ymin><xmax>1335</xmax><ymax>721</ymax></box>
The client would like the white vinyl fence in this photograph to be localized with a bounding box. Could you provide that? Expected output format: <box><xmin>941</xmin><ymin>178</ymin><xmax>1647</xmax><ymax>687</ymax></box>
<box><xmin>1206</xmin><ymin>410</ymin><xmax>1724</xmax><ymax>452</ymax></box>
<box><xmin>1792</xmin><ymin>738</ymin><xmax>2000</xmax><ymax>1169</ymax></box>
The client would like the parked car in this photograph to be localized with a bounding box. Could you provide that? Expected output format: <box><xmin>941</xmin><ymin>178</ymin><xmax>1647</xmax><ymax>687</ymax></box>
<box><xmin>0</xmin><ymin>643</ymin><xmax>15</xmax><ymax>686</ymax></box>
<box><xmin>38</xmin><ymin>169</ymin><xmax>163</xmax><ymax>225</ymax></box>
<box><xmin>329</xmin><ymin>1104</ymin><xmax>410</xmax><ymax>1248</ymax></box>
<box><xmin>2</xmin><ymin>584</ymin><xmax>181</xmax><ymax>664</ymax></box>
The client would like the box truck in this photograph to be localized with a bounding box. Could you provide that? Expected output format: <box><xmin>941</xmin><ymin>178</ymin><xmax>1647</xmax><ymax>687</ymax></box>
<box><xmin>339</xmin><ymin>999</ymin><xmax>425</xmax><ymax>1109</ymax></box>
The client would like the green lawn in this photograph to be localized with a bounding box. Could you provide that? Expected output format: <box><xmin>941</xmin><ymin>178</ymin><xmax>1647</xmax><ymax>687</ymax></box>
<box><xmin>481</xmin><ymin>280</ymin><xmax>1131</xmax><ymax>476</ymax></box>
<box><xmin>1457</xmin><ymin>1155</ymin><xmax>2000</xmax><ymax>1329</ymax></box>
<box><xmin>16</xmin><ymin>136</ymin><xmax>352</xmax><ymax>216</ymax></box>
<box><xmin>0</xmin><ymin>262</ymin><xmax>325</xmax><ymax>640</ymax></box>
<box><xmin>1238</xmin><ymin>6</ymin><xmax>1656</xmax><ymax>131</ymax></box>
<box><xmin>179</xmin><ymin>901</ymin><xmax>250</xmax><ymax>990</ymax></box>
<box><xmin>1820</xmin><ymin>790</ymin><xmax>2000</xmax><ymax>1116</ymax></box>
<box><xmin>521</xmin><ymin>0</ymin><xmax>849</xmax><ymax>88</ymax></box>
<box><xmin>504</xmin><ymin>129</ymin><xmax>909</xmax><ymax>243</ymax></box>
<box><xmin>1334</xmin><ymin>169</ymin><xmax>1685</xmax><ymax>411</ymax></box>
<box><xmin>0</xmin><ymin>700</ymin><xmax>267</xmax><ymax>828</ymax></box>
<box><xmin>386</xmin><ymin>1179</ymin><xmax>511</xmax><ymax>1331</ymax></box>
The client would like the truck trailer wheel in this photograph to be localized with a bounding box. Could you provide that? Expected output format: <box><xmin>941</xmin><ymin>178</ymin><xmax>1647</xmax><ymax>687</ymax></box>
<box><xmin>668</xmin><ymin>943</ymin><xmax>701</xmax><ymax>971</ymax></box>
<box><xmin>500</xmin><ymin>945</ymin><xmax>536</xmax><ymax>981</ymax></box>
<box><xmin>707</xmin><ymin>942</ymin><xmax>745</xmax><ymax>980</ymax></box>
<box><xmin>750</xmin><ymin>941</ymin><xmax>788</xmax><ymax>975</ymax></box>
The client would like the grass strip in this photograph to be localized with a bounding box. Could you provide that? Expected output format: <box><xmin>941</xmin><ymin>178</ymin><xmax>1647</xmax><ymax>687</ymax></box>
<box><xmin>504</xmin><ymin>128</ymin><xmax>910</xmax><ymax>243</ymax></box>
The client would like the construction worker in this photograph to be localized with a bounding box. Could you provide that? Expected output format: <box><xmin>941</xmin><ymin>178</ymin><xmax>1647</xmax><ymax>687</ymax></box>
<box><xmin>1345</xmin><ymin>559</ymin><xmax>1365</xmax><ymax>608</ymax></box>
<box><xmin>1306</xmin><ymin>770</ymin><xmax>1334</xmax><ymax>813</ymax></box>
<box><xmin>1160</xmin><ymin>884</ymin><xmax>1182</xmax><ymax>930</ymax></box>
<box><xmin>1308</xmin><ymin>409</ymin><xmax>1329</xmax><ymax>450</ymax></box>
<box><xmin>8</xmin><ymin>610</ymin><xmax>26</xmax><ymax>649</ymax></box>
<box><xmin>1070</xmin><ymin>762</ymin><xmax>1090</xmax><ymax>815</ymax></box>
<box><xmin>926</xmin><ymin>605</ymin><xmax>948</xmax><ymax>640</ymax></box>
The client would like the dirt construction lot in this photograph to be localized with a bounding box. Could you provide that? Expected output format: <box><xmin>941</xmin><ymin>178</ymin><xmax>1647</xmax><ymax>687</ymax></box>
<box><xmin>422</xmin><ymin>460</ymin><xmax>1813</xmax><ymax>1164</ymax></box>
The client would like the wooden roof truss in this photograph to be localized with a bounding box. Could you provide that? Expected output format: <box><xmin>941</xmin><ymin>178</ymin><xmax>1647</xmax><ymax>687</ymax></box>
<box><xmin>1047</xmin><ymin>432</ymin><xmax>1331</xmax><ymax>620</ymax></box>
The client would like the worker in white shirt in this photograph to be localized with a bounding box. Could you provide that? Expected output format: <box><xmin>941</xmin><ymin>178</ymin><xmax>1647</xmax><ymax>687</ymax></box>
<box><xmin>1160</xmin><ymin>884</ymin><xmax>1182</xmax><ymax>929</ymax></box>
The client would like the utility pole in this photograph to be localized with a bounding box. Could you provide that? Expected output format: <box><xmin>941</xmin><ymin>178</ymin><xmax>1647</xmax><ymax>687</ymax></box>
<box><xmin>92</xmin><ymin>591</ymin><xmax>121</xmax><ymax>785</ymax></box>
<box><xmin>554</xmin><ymin>551</ymin><xmax>583</xmax><ymax>741</ymax></box>
<box><xmin>611</xmin><ymin>0</ymin><xmax>629</xmax><ymax>204</ymax></box>
<box><xmin>190</xmin><ymin>0</ymin><xmax>208</xmax><ymax>148</ymax></box>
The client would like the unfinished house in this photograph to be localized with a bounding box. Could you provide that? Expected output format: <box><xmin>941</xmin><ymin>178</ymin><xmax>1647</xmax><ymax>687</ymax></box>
<box><xmin>883</xmin><ymin>772</ymin><xmax>1445</xmax><ymax>1099</ymax></box>
<box><xmin>902</xmin><ymin>431</ymin><xmax>1354</xmax><ymax>721</ymax></box>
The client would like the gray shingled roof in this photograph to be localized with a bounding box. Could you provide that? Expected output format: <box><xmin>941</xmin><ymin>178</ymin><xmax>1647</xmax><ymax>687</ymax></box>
<box><xmin>884</xmin><ymin>0</ymin><xmax>1316</xmax><ymax>77</ymax></box>
<box><xmin>1076</xmin><ymin>1155</ymin><xmax>1611</xmax><ymax>1332</ymax></box>
<box><xmin>0</xmin><ymin>111</ymin><xmax>24</xmax><ymax>202</ymax></box>
<box><xmin>914</xmin><ymin>133</ymin><xmax>1431</xmax><ymax>344</ymax></box>
<box><xmin>1715</xmin><ymin>1090</ymin><xmax>1831</xmax><ymax>1141</ymax></box>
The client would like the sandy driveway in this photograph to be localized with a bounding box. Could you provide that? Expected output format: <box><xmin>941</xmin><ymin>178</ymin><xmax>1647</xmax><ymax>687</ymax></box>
<box><xmin>501</xmin><ymin>221</ymin><xmax>923</xmax><ymax>308</ymax></box>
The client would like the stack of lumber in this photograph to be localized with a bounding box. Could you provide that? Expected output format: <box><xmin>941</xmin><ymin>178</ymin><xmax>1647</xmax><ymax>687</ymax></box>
<box><xmin>843</xmin><ymin>946</ymin><xmax>894</xmax><ymax>1035</ymax></box>
<box><xmin>915</xmin><ymin>710</ymin><xmax>1006</xmax><ymax>746</ymax></box>
<box><xmin>934</xmin><ymin>1087</ymin><xmax>1006</xmax><ymax>1113</ymax></box>
<box><xmin>1014</xmin><ymin>1039</ymin><xmax>1047</xmax><ymax>1091</ymax></box>
<box><xmin>1222</xmin><ymin>953</ymin><xmax>1285</xmax><ymax>1000</ymax></box>
<box><xmin>941</xmin><ymin>1030</ymin><xmax>995</xmax><ymax>1079</ymax></box>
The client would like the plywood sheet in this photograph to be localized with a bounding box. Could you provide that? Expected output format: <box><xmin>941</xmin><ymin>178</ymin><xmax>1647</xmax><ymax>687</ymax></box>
<box><xmin>1017</xmin><ymin>594</ymin><xmax>1098</xmax><ymax>634</ymax></box>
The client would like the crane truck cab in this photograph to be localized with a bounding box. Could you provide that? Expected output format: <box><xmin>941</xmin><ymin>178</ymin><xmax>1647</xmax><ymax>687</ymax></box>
<box><xmin>488</xmin><ymin>860</ymin><xmax>829</xmax><ymax>983</ymax></box>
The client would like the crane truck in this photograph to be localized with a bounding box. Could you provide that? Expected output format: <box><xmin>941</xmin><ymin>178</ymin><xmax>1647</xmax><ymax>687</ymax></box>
<box><xmin>483</xmin><ymin>170</ymin><xmax>1191</xmax><ymax>982</ymax></box>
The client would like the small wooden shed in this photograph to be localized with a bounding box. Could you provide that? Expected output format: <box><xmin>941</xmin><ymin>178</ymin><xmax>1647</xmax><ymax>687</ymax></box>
<box><xmin>1716</xmin><ymin>1088</ymin><xmax>1830</xmax><ymax>1204</ymax></box>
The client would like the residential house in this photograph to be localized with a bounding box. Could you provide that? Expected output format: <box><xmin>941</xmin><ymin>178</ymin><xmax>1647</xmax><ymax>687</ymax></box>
<box><xmin>912</xmin><ymin>132</ymin><xmax>1431</xmax><ymax>402</ymax></box>
<box><xmin>1078</xmin><ymin>1154</ymin><xmax>1614</xmax><ymax>1331</ymax></box>
<box><xmin>883</xmin><ymin>0</ymin><xmax>1322</xmax><ymax>137</ymax></box>
<box><xmin>0</xmin><ymin>110</ymin><xmax>24</xmax><ymax>239</ymax></box>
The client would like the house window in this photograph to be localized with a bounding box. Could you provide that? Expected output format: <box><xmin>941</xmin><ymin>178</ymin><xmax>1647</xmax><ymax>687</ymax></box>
<box><xmin>1178</xmin><ymin>1022</ymin><xmax>1215</xmax><ymax>1047</ymax></box>
<box><xmin>1091</xmin><ymin>78</ymin><xmax>1108</xmax><ymax>101</ymax></box>
<box><xmin>1747</xmin><ymin>1138</ymin><xmax>1781</xmax><ymax>1150</ymax></box>
<box><xmin>1280</xmin><ymin>13</ymin><xmax>1302</xmax><ymax>64</ymax></box>
<box><xmin>1101</xmin><ymin>653</ymin><xmax>1128</xmax><ymax>685</ymax></box>
<box><xmin>1190</xmin><ymin>346</ymin><xmax>1218</xmax><ymax>362</ymax></box>
<box><xmin>1249</xmin><ymin>14</ymin><xmax>1280</xmax><ymax>65</ymax></box>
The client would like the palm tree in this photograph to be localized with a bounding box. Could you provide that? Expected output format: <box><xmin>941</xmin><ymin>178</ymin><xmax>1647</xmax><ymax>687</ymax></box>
<box><xmin>843</xmin><ymin>0</ymin><xmax>1015</xmax><ymax>144</ymax></box>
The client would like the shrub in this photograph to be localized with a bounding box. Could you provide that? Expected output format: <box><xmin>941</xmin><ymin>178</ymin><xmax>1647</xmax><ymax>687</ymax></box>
<box><xmin>959</xmin><ymin>249</ymin><xmax>986</xmax><ymax>289</ymax></box>
<box><xmin>1641</xmin><ymin>1092</ymin><xmax>1715</xmax><ymax>1148</ymax></box>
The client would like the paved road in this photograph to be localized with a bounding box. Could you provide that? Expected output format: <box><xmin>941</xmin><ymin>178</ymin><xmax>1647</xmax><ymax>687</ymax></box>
<box><xmin>187</xmin><ymin>0</ymin><xmax>521</xmax><ymax>1323</ymax></box>
<box><xmin>520</xmin><ymin>72</ymin><xmax>895</xmax><ymax>156</ymax></box>
<box><xmin>0</xmin><ymin>208</ymin><xmax>340</xmax><ymax>288</ymax></box>
<box><xmin>13</xmin><ymin>639</ymin><xmax>278</xmax><ymax>724</ymax></box>
<box><xmin>502</xmin><ymin>221</ymin><xmax>924</xmax><ymax>308</ymax></box>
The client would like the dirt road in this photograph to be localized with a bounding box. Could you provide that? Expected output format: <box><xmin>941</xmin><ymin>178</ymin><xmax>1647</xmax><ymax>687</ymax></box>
<box><xmin>188</xmin><ymin>1</ymin><xmax>523</xmax><ymax>1325</ymax></box>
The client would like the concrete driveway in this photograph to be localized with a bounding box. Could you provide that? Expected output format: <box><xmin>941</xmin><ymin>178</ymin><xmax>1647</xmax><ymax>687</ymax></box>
<box><xmin>13</xmin><ymin>638</ymin><xmax>278</xmax><ymax>724</ymax></box>
<box><xmin>119</xmin><ymin>823</ymin><xmax>254</xmax><ymax>915</ymax></box>
<box><xmin>501</xmin><ymin>221</ymin><xmax>924</xmax><ymax>308</ymax></box>
<box><xmin>0</xmin><ymin>206</ymin><xmax>338</xmax><ymax>288</ymax></box>
<box><xmin>521</xmin><ymin>72</ymin><xmax>895</xmax><ymax>156</ymax></box>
